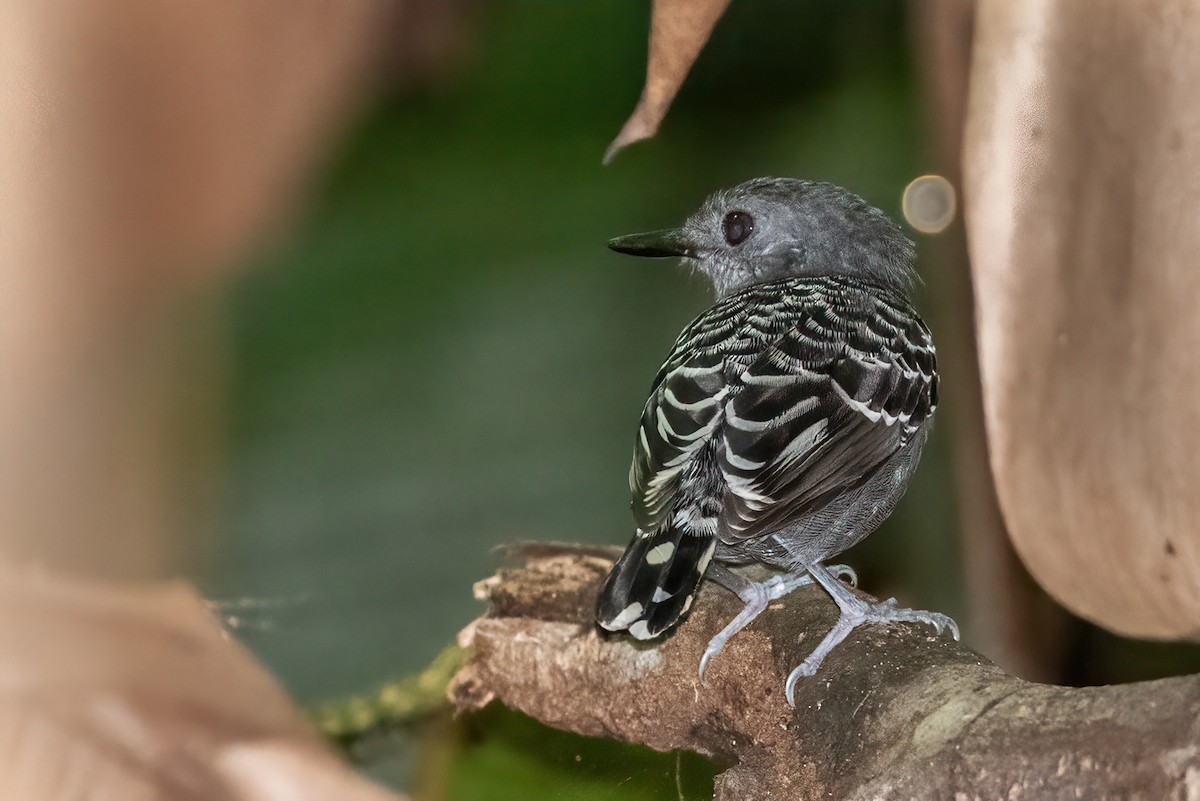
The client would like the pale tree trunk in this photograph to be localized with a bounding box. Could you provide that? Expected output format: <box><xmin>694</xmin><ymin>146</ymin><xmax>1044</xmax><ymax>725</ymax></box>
<box><xmin>965</xmin><ymin>0</ymin><xmax>1200</xmax><ymax>640</ymax></box>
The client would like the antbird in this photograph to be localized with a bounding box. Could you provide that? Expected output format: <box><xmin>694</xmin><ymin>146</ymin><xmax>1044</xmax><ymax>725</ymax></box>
<box><xmin>596</xmin><ymin>177</ymin><xmax>958</xmax><ymax>705</ymax></box>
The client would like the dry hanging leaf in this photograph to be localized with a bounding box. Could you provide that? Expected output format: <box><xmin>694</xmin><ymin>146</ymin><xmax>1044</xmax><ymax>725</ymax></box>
<box><xmin>963</xmin><ymin>0</ymin><xmax>1200</xmax><ymax>639</ymax></box>
<box><xmin>0</xmin><ymin>560</ymin><xmax>405</xmax><ymax>801</ymax></box>
<box><xmin>603</xmin><ymin>0</ymin><xmax>732</xmax><ymax>164</ymax></box>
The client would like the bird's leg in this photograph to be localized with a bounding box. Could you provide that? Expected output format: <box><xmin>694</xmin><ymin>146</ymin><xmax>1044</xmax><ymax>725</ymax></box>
<box><xmin>784</xmin><ymin>563</ymin><xmax>959</xmax><ymax>705</ymax></box>
<box><xmin>700</xmin><ymin>562</ymin><xmax>857</xmax><ymax>677</ymax></box>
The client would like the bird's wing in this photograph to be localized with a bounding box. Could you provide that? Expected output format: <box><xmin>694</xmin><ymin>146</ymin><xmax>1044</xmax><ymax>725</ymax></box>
<box><xmin>716</xmin><ymin>290</ymin><xmax>938</xmax><ymax>542</ymax></box>
<box><xmin>628</xmin><ymin>293</ymin><xmax>762</xmax><ymax>532</ymax></box>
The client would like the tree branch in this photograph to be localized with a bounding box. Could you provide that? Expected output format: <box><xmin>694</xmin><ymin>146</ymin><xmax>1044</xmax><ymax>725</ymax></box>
<box><xmin>451</xmin><ymin>544</ymin><xmax>1200</xmax><ymax>800</ymax></box>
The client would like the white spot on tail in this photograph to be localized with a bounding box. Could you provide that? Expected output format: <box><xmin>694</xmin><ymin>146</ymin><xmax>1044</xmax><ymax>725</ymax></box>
<box><xmin>609</xmin><ymin>602</ymin><xmax>644</xmax><ymax>629</ymax></box>
<box><xmin>629</xmin><ymin>621</ymin><xmax>654</xmax><ymax>640</ymax></box>
<box><xmin>652</xmin><ymin>587</ymin><xmax>673</xmax><ymax>603</ymax></box>
<box><xmin>646</xmin><ymin>542</ymin><xmax>675</xmax><ymax>565</ymax></box>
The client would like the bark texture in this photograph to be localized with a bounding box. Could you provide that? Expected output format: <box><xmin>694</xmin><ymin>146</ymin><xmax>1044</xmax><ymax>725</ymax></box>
<box><xmin>452</xmin><ymin>544</ymin><xmax>1200</xmax><ymax>800</ymax></box>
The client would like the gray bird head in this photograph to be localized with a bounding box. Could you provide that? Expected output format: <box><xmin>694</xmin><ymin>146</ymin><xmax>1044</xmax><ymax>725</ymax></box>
<box><xmin>609</xmin><ymin>177</ymin><xmax>916</xmax><ymax>298</ymax></box>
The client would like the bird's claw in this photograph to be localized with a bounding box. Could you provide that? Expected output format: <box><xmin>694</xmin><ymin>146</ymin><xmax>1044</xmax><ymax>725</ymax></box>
<box><xmin>928</xmin><ymin>612</ymin><xmax>960</xmax><ymax>640</ymax></box>
<box><xmin>701</xmin><ymin>563</ymin><xmax>857</xmax><ymax>681</ymax></box>
<box><xmin>698</xmin><ymin>645</ymin><xmax>718</xmax><ymax>679</ymax></box>
<box><xmin>784</xmin><ymin>597</ymin><xmax>960</xmax><ymax>705</ymax></box>
<box><xmin>830</xmin><ymin>564</ymin><xmax>858</xmax><ymax>588</ymax></box>
<box><xmin>875</xmin><ymin>603</ymin><xmax>959</xmax><ymax>641</ymax></box>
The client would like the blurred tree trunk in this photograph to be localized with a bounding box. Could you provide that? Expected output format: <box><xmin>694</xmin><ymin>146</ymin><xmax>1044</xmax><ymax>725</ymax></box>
<box><xmin>964</xmin><ymin>0</ymin><xmax>1200</xmax><ymax>639</ymax></box>
<box><xmin>909</xmin><ymin>0</ymin><xmax>1069</xmax><ymax>682</ymax></box>
<box><xmin>0</xmin><ymin>0</ymin><xmax>384</xmax><ymax>579</ymax></box>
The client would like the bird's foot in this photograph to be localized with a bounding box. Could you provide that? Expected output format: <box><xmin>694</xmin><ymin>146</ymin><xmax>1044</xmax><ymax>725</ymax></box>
<box><xmin>784</xmin><ymin>595</ymin><xmax>958</xmax><ymax>705</ymax></box>
<box><xmin>699</xmin><ymin>564</ymin><xmax>856</xmax><ymax>678</ymax></box>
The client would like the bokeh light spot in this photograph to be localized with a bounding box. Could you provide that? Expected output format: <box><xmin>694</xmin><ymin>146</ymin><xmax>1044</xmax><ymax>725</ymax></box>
<box><xmin>902</xmin><ymin>175</ymin><xmax>957</xmax><ymax>234</ymax></box>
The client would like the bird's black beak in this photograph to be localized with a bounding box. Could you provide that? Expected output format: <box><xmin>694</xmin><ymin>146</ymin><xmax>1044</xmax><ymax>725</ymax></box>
<box><xmin>607</xmin><ymin>228</ymin><xmax>698</xmax><ymax>259</ymax></box>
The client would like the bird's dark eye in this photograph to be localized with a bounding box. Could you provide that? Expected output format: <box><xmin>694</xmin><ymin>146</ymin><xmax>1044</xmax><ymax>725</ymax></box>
<box><xmin>723</xmin><ymin>211</ymin><xmax>754</xmax><ymax>245</ymax></box>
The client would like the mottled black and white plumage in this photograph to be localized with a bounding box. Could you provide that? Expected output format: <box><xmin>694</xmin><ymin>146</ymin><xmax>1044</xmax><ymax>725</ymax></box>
<box><xmin>596</xmin><ymin>178</ymin><xmax>957</xmax><ymax>704</ymax></box>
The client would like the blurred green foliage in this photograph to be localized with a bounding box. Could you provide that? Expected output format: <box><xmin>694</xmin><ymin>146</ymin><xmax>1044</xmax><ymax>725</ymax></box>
<box><xmin>430</xmin><ymin>707</ymin><xmax>714</xmax><ymax>801</ymax></box>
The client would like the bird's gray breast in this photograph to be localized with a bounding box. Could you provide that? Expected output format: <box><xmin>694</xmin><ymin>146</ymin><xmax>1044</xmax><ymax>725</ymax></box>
<box><xmin>720</xmin><ymin>421</ymin><xmax>931</xmax><ymax>569</ymax></box>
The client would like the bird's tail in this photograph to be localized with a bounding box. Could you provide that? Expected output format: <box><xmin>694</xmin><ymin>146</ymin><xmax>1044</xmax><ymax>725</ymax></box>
<box><xmin>596</xmin><ymin>526</ymin><xmax>717</xmax><ymax>640</ymax></box>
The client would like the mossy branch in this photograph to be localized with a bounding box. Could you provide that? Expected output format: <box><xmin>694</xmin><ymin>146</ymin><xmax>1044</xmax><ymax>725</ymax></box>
<box><xmin>310</xmin><ymin>645</ymin><xmax>466</xmax><ymax>749</ymax></box>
